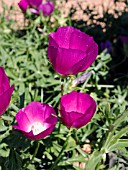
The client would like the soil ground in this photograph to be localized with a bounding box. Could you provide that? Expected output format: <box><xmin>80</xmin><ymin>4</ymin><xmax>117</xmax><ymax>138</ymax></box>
<box><xmin>0</xmin><ymin>0</ymin><xmax>127</xmax><ymax>23</ymax></box>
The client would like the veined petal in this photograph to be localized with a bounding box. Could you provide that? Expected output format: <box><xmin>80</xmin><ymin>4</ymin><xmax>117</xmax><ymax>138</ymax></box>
<box><xmin>49</xmin><ymin>26</ymin><xmax>75</xmax><ymax>49</ymax></box>
<box><xmin>60</xmin><ymin>91</ymin><xmax>96</xmax><ymax>129</ymax></box>
<box><xmin>48</xmin><ymin>46</ymin><xmax>85</xmax><ymax>76</ymax></box>
<box><xmin>13</xmin><ymin>110</ymin><xmax>31</xmax><ymax>132</ymax></box>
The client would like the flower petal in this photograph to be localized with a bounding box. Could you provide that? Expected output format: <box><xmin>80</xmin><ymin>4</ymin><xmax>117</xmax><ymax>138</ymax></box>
<box><xmin>13</xmin><ymin>110</ymin><xmax>31</xmax><ymax>132</ymax></box>
<box><xmin>38</xmin><ymin>1</ymin><xmax>54</xmax><ymax>16</ymax></box>
<box><xmin>48</xmin><ymin>47</ymin><xmax>85</xmax><ymax>76</ymax></box>
<box><xmin>0</xmin><ymin>67</ymin><xmax>10</xmax><ymax>95</ymax></box>
<box><xmin>69</xmin><ymin>30</ymin><xmax>93</xmax><ymax>52</ymax></box>
<box><xmin>60</xmin><ymin>91</ymin><xmax>96</xmax><ymax>129</ymax></box>
<box><xmin>23</xmin><ymin>102</ymin><xmax>56</xmax><ymax>126</ymax></box>
<box><xmin>27</xmin><ymin>0</ymin><xmax>42</xmax><ymax>7</ymax></box>
<box><xmin>49</xmin><ymin>26</ymin><xmax>75</xmax><ymax>49</ymax></box>
<box><xmin>68</xmin><ymin>42</ymin><xmax>98</xmax><ymax>75</ymax></box>
<box><xmin>0</xmin><ymin>85</ymin><xmax>14</xmax><ymax>116</ymax></box>
<box><xmin>72</xmin><ymin>99</ymin><xmax>96</xmax><ymax>128</ymax></box>
<box><xmin>18</xmin><ymin>0</ymin><xmax>29</xmax><ymax>12</ymax></box>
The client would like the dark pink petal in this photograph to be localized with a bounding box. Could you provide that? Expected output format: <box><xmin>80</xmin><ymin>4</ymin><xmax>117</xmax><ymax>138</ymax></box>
<box><xmin>48</xmin><ymin>47</ymin><xmax>85</xmax><ymax>76</ymax></box>
<box><xmin>49</xmin><ymin>26</ymin><xmax>74</xmax><ymax>49</ymax></box>
<box><xmin>23</xmin><ymin>102</ymin><xmax>56</xmax><ymax>126</ymax></box>
<box><xmin>27</xmin><ymin>0</ymin><xmax>42</xmax><ymax>7</ymax></box>
<box><xmin>68</xmin><ymin>42</ymin><xmax>98</xmax><ymax>75</ymax></box>
<box><xmin>13</xmin><ymin>110</ymin><xmax>31</xmax><ymax>132</ymax></box>
<box><xmin>0</xmin><ymin>85</ymin><xmax>14</xmax><ymax>116</ymax></box>
<box><xmin>61</xmin><ymin>91</ymin><xmax>93</xmax><ymax>113</ymax></box>
<box><xmin>38</xmin><ymin>1</ymin><xmax>54</xmax><ymax>16</ymax></box>
<box><xmin>48</xmin><ymin>46</ymin><xmax>58</xmax><ymax>72</ymax></box>
<box><xmin>60</xmin><ymin>91</ymin><xmax>96</xmax><ymax>129</ymax></box>
<box><xmin>18</xmin><ymin>0</ymin><xmax>29</xmax><ymax>12</ymax></box>
<box><xmin>69</xmin><ymin>30</ymin><xmax>93</xmax><ymax>52</ymax></box>
<box><xmin>23</xmin><ymin>102</ymin><xmax>48</xmax><ymax>124</ymax></box>
<box><xmin>72</xmin><ymin>99</ymin><xmax>96</xmax><ymax>128</ymax></box>
<box><xmin>60</xmin><ymin>108</ymin><xmax>83</xmax><ymax>128</ymax></box>
<box><xmin>0</xmin><ymin>67</ymin><xmax>10</xmax><ymax>95</ymax></box>
<box><xmin>48</xmin><ymin>36</ymin><xmax>59</xmax><ymax>48</ymax></box>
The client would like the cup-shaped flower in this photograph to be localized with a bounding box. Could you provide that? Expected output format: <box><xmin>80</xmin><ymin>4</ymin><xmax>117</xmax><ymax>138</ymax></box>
<box><xmin>13</xmin><ymin>102</ymin><xmax>57</xmax><ymax>140</ymax></box>
<box><xmin>60</xmin><ymin>91</ymin><xmax>96</xmax><ymax>129</ymax></box>
<box><xmin>38</xmin><ymin>1</ymin><xmax>54</xmax><ymax>16</ymax></box>
<box><xmin>18</xmin><ymin>0</ymin><xmax>29</xmax><ymax>12</ymax></box>
<box><xmin>0</xmin><ymin>67</ymin><xmax>14</xmax><ymax>116</ymax></box>
<box><xmin>48</xmin><ymin>26</ymin><xmax>98</xmax><ymax>76</ymax></box>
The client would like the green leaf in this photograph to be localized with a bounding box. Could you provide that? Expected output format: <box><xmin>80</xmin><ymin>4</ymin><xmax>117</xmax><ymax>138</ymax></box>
<box><xmin>104</xmin><ymin>110</ymin><xmax>128</xmax><ymax>150</ymax></box>
<box><xmin>108</xmin><ymin>139</ymin><xmax>128</xmax><ymax>152</ymax></box>
<box><xmin>5</xmin><ymin>149</ymin><xmax>22</xmax><ymax>170</ymax></box>
<box><xmin>85</xmin><ymin>150</ymin><xmax>103</xmax><ymax>170</ymax></box>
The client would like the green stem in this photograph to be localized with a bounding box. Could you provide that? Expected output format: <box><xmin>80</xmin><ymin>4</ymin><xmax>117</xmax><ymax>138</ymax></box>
<box><xmin>24</xmin><ymin>141</ymin><xmax>40</xmax><ymax>169</ymax></box>
<box><xmin>0</xmin><ymin>126</ymin><xmax>12</xmax><ymax>142</ymax></box>
<box><xmin>49</xmin><ymin>129</ymin><xmax>72</xmax><ymax>170</ymax></box>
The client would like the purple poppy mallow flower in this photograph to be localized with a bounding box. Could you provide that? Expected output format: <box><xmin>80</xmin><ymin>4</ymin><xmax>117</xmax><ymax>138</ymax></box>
<box><xmin>48</xmin><ymin>26</ymin><xmax>98</xmax><ymax>76</ymax></box>
<box><xmin>38</xmin><ymin>1</ymin><xmax>54</xmax><ymax>16</ymax></box>
<box><xmin>100</xmin><ymin>40</ymin><xmax>112</xmax><ymax>54</ymax></box>
<box><xmin>120</xmin><ymin>36</ymin><xmax>128</xmax><ymax>44</ymax></box>
<box><xmin>18</xmin><ymin>0</ymin><xmax>54</xmax><ymax>16</ymax></box>
<box><xmin>13</xmin><ymin>102</ymin><xmax>57</xmax><ymax>140</ymax></box>
<box><xmin>0</xmin><ymin>67</ymin><xmax>14</xmax><ymax>116</ymax></box>
<box><xmin>60</xmin><ymin>91</ymin><xmax>96</xmax><ymax>129</ymax></box>
<box><xmin>18</xmin><ymin>0</ymin><xmax>42</xmax><ymax>12</ymax></box>
<box><xmin>18</xmin><ymin>0</ymin><xmax>29</xmax><ymax>12</ymax></box>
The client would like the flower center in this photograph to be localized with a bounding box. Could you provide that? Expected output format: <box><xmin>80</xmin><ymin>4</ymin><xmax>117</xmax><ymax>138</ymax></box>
<box><xmin>31</xmin><ymin>122</ymin><xmax>46</xmax><ymax>135</ymax></box>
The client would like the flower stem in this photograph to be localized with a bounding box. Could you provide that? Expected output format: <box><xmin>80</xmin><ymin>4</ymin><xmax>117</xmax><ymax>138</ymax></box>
<box><xmin>49</xmin><ymin>129</ymin><xmax>72</xmax><ymax>170</ymax></box>
<box><xmin>24</xmin><ymin>141</ymin><xmax>40</xmax><ymax>169</ymax></box>
<box><xmin>61</xmin><ymin>78</ymin><xmax>64</xmax><ymax>96</ymax></box>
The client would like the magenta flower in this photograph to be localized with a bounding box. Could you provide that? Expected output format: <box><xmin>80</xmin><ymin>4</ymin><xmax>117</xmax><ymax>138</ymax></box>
<box><xmin>60</xmin><ymin>91</ymin><xmax>96</xmax><ymax>129</ymax></box>
<box><xmin>38</xmin><ymin>1</ymin><xmax>54</xmax><ymax>16</ymax></box>
<box><xmin>18</xmin><ymin>0</ymin><xmax>29</xmax><ymax>12</ymax></box>
<box><xmin>13</xmin><ymin>102</ymin><xmax>57</xmax><ymax>140</ymax></box>
<box><xmin>48</xmin><ymin>26</ymin><xmax>98</xmax><ymax>76</ymax></box>
<box><xmin>0</xmin><ymin>67</ymin><xmax>14</xmax><ymax>116</ymax></box>
<box><xmin>18</xmin><ymin>0</ymin><xmax>54</xmax><ymax>16</ymax></box>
